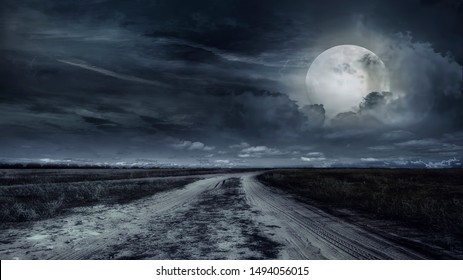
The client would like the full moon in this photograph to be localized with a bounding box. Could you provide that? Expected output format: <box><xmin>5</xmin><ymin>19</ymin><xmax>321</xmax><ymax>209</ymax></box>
<box><xmin>306</xmin><ymin>45</ymin><xmax>390</xmax><ymax>118</ymax></box>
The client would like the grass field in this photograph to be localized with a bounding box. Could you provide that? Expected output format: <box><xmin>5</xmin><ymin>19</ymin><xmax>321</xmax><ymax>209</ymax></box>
<box><xmin>0</xmin><ymin>169</ymin><xmax>199</xmax><ymax>223</ymax></box>
<box><xmin>257</xmin><ymin>169</ymin><xmax>463</xmax><ymax>237</ymax></box>
<box><xmin>0</xmin><ymin>168</ymin><xmax>234</xmax><ymax>186</ymax></box>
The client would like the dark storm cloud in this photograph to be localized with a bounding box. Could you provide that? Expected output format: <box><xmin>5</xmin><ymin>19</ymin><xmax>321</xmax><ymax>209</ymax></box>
<box><xmin>300</xmin><ymin>104</ymin><xmax>325</xmax><ymax>128</ymax></box>
<box><xmin>81</xmin><ymin>116</ymin><xmax>117</xmax><ymax>126</ymax></box>
<box><xmin>27</xmin><ymin>103</ymin><xmax>67</xmax><ymax>115</ymax></box>
<box><xmin>0</xmin><ymin>0</ymin><xmax>462</xmax><ymax>166</ymax></box>
<box><xmin>94</xmin><ymin>104</ymin><xmax>127</xmax><ymax>114</ymax></box>
<box><xmin>138</xmin><ymin>115</ymin><xmax>191</xmax><ymax>134</ymax></box>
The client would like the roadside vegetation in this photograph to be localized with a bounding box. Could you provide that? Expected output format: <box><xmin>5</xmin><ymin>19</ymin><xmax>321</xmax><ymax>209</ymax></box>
<box><xmin>0</xmin><ymin>168</ymin><xmax>239</xmax><ymax>186</ymax></box>
<box><xmin>0</xmin><ymin>177</ymin><xmax>197</xmax><ymax>223</ymax></box>
<box><xmin>257</xmin><ymin>169</ymin><xmax>463</xmax><ymax>237</ymax></box>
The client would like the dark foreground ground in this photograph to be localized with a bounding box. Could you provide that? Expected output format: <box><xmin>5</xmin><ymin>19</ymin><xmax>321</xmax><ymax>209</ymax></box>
<box><xmin>258</xmin><ymin>168</ymin><xmax>463</xmax><ymax>257</ymax></box>
<box><xmin>258</xmin><ymin>169</ymin><xmax>463</xmax><ymax>236</ymax></box>
<box><xmin>0</xmin><ymin>168</ymin><xmax>462</xmax><ymax>259</ymax></box>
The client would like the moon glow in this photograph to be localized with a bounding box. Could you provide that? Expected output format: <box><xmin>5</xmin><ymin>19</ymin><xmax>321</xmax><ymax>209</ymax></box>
<box><xmin>306</xmin><ymin>45</ymin><xmax>390</xmax><ymax>118</ymax></box>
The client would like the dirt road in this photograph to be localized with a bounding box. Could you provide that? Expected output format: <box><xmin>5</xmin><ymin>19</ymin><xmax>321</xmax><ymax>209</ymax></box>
<box><xmin>0</xmin><ymin>173</ymin><xmax>426</xmax><ymax>259</ymax></box>
<box><xmin>242</xmin><ymin>174</ymin><xmax>425</xmax><ymax>259</ymax></box>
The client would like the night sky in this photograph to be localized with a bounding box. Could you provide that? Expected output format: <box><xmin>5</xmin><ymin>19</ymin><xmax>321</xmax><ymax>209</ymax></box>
<box><xmin>1</xmin><ymin>0</ymin><xmax>462</xmax><ymax>167</ymax></box>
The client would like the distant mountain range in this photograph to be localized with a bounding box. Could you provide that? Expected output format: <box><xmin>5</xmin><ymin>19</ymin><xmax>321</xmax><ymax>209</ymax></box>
<box><xmin>0</xmin><ymin>158</ymin><xmax>461</xmax><ymax>169</ymax></box>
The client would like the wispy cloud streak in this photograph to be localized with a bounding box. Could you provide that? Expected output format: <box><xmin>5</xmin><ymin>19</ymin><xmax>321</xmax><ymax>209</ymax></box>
<box><xmin>57</xmin><ymin>60</ymin><xmax>166</xmax><ymax>87</ymax></box>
